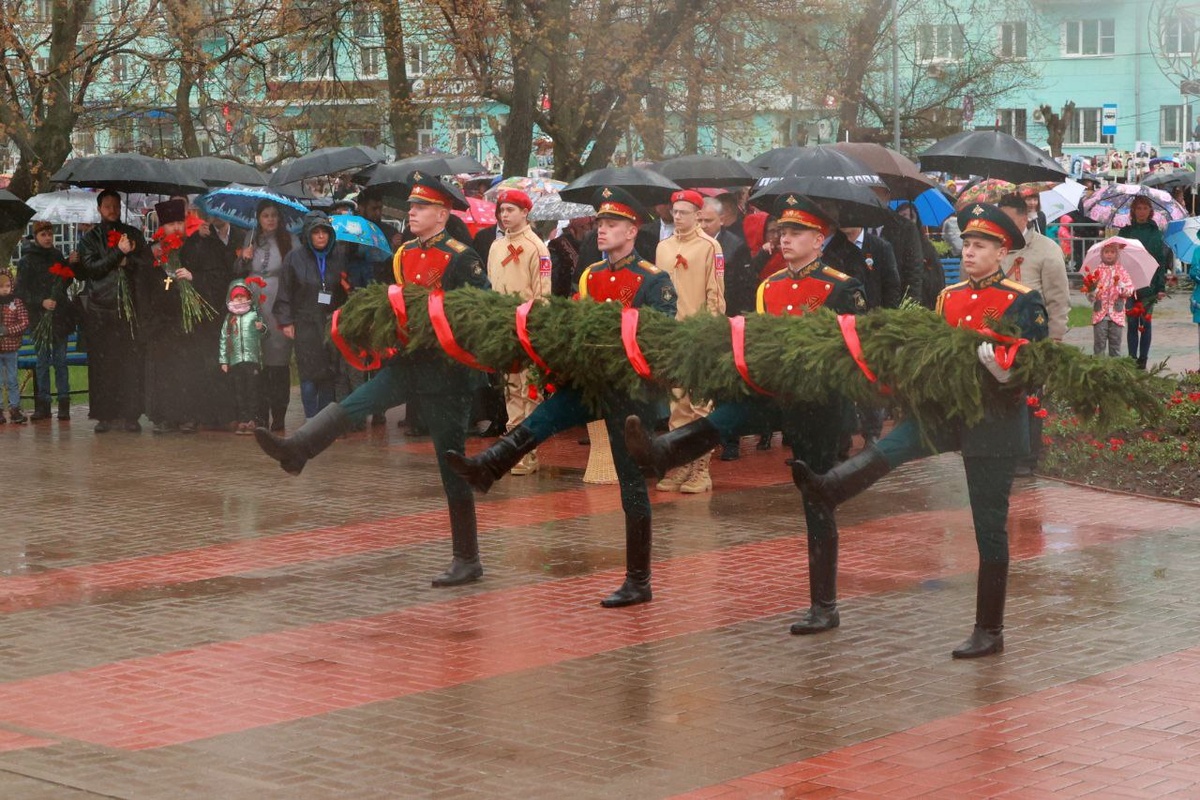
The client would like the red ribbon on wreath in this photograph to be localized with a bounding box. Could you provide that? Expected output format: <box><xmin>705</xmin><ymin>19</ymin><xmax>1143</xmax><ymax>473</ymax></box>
<box><xmin>330</xmin><ymin>308</ymin><xmax>383</xmax><ymax>371</ymax></box>
<box><xmin>387</xmin><ymin>284</ymin><xmax>410</xmax><ymax>345</ymax></box>
<box><xmin>729</xmin><ymin>316</ymin><xmax>775</xmax><ymax>396</ymax></box>
<box><xmin>620</xmin><ymin>307</ymin><xmax>653</xmax><ymax>379</ymax></box>
<box><xmin>515</xmin><ymin>299</ymin><xmax>551</xmax><ymax>374</ymax></box>
<box><xmin>428</xmin><ymin>290</ymin><xmax>493</xmax><ymax>372</ymax></box>
<box><xmin>977</xmin><ymin>327</ymin><xmax>1029</xmax><ymax>370</ymax></box>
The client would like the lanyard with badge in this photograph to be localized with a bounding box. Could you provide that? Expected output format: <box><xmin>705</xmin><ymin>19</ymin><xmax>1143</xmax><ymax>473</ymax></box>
<box><xmin>316</xmin><ymin>253</ymin><xmax>332</xmax><ymax>306</ymax></box>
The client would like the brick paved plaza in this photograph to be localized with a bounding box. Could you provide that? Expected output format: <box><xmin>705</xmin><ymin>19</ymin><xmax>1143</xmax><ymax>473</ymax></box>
<box><xmin>3</xmin><ymin>294</ymin><xmax>1200</xmax><ymax>799</ymax></box>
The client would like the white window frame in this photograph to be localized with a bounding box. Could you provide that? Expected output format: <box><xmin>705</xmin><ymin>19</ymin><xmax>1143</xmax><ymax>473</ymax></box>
<box><xmin>1063</xmin><ymin>19</ymin><xmax>1115</xmax><ymax>57</ymax></box>
<box><xmin>1065</xmin><ymin>107</ymin><xmax>1103</xmax><ymax>145</ymax></box>
<box><xmin>917</xmin><ymin>23</ymin><xmax>964</xmax><ymax>63</ymax></box>
<box><xmin>1161</xmin><ymin>104</ymin><xmax>1186</xmax><ymax>145</ymax></box>
<box><xmin>360</xmin><ymin>46</ymin><xmax>384</xmax><ymax>78</ymax></box>
<box><xmin>997</xmin><ymin>108</ymin><xmax>1027</xmax><ymax>139</ymax></box>
<box><xmin>407</xmin><ymin>41</ymin><xmax>429</xmax><ymax>77</ymax></box>
<box><xmin>1163</xmin><ymin>15</ymin><xmax>1199</xmax><ymax>57</ymax></box>
<box><xmin>999</xmin><ymin>21</ymin><xmax>1027</xmax><ymax>59</ymax></box>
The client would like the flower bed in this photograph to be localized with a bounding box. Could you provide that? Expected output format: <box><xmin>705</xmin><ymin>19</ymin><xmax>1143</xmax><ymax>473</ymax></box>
<box><xmin>1039</xmin><ymin>372</ymin><xmax>1200</xmax><ymax>502</ymax></box>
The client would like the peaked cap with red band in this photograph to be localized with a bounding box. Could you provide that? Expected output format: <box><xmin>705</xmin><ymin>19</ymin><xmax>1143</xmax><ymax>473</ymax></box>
<box><xmin>592</xmin><ymin>185</ymin><xmax>647</xmax><ymax>224</ymax></box>
<box><xmin>670</xmin><ymin>189</ymin><xmax>704</xmax><ymax>210</ymax></box>
<box><xmin>407</xmin><ymin>171</ymin><xmax>470</xmax><ymax>210</ymax></box>
<box><xmin>772</xmin><ymin>193</ymin><xmax>833</xmax><ymax>237</ymax></box>
<box><xmin>957</xmin><ymin>202</ymin><xmax>1025</xmax><ymax>251</ymax></box>
<box><xmin>496</xmin><ymin>188</ymin><xmax>533</xmax><ymax>212</ymax></box>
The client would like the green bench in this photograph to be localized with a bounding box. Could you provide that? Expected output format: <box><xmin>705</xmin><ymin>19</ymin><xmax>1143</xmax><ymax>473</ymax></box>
<box><xmin>16</xmin><ymin>332</ymin><xmax>88</xmax><ymax>401</ymax></box>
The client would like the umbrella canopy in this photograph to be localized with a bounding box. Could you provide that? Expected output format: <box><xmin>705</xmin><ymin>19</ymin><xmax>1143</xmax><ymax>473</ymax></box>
<box><xmin>955</xmin><ymin>178</ymin><xmax>1018</xmax><ymax>209</ymax></box>
<box><xmin>1140</xmin><ymin>169</ymin><xmax>1195</xmax><ymax>191</ymax></box>
<box><xmin>1083</xmin><ymin>183</ymin><xmax>1186</xmax><ymax>230</ymax></box>
<box><xmin>28</xmin><ymin>188</ymin><xmax>127</xmax><ymax>225</ymax></box>
<box><xmin>52</xmin><ymin>153</ymin><xmax>206</xmax><ymax>195</ymax></box>
<box><xmin>180</xmin><ymin>157</ymin><xmax>267</xmax><ymax>188</ymax></box>
<box><xmin>329</xmin><ymin>214</ymin><xmax>392</xmax><ymax>261</ymax></box>
<box><xmin>451</xmin><ymin>196</ymin><xmax>497</xmax><ymax>237</ymax></box>
<box><xmin>920</xmin><ymin>131</ymin><xmax>1068</xmax><ymax>184</ymax></box>
<box><xmin>749</xmin><ymin>175</ymin><xmax>891</xmax><ymax>227</ymax></box>
<box><xmin>195</xmin><ymin>186</ymin><xmax>310</xmax><ymax>233</ymax></box>
<box><xmin>891</xmin><ymin>188</ymin><xmax>955</xmax><ymax>227</ymax></box>
<box><xmin>1164</xmin><ymin>217</ymin><xmax>1200</xmax><ymax>264</ymax></box>
<box><xmin>483</xmin><ymin>176</ymin><xmax>566</xmax><ymax>202</ymax></box>
<box><xmin>650</xmin><ymin>155</ymin><xmax>757</xmax><ymax>188</ymax></box>
<box><xmin>1039</xmin><ymin>182</ymin><xmax>1087</xmax><ymax>222</ymax></box>
<box><xmin>559</xmin><ymin>166</ymin><xmax>681</xmax><ymax>207</ymax></box>
<box><xmin>830</xmin><ymin>142</ymin><xmax>936</xmax><ymax>199</ymax></box>
<box><xmin>1080</xmin><ymin>236</ymin><xmax>1161</xmax><ymax>290</ymax></box>
<box><xmin>0</xmin><ymin>190</ymin><xmax>35</xmax><ymax>234</ymax></box>
<box><xmin>752</xmin><ymin>145</ymin><xmax>883</xmax><ymax>187</ymax></box>
<box><xmin>358</xmin><ymin>156</ymin><xmax>460</xmax><ymax>200</ymax></box>
<box><xmin>268</xmin><ymin>146</ymin><xmax>387</xmax><ymax>187</ymax></box>
<box><xmin>528</xmin><ymin>195</ymin><xmax>595</xmax><ymax>222</ymax></box>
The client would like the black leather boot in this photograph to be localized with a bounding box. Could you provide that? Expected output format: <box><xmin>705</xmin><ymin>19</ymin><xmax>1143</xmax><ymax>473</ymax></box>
<box><xmin>600</xmin><ymin>514</ymin><xmax>653</xmax><ymax>608</ymax></box>
<box><xmin>30</xmin><ymin>400</ymin><xmax>52</xmax><ymax>421</ymax></box>
<box><xmin>254</xmin><ymin>403</ymin><xmax>351</xmax><ymax>475</ymax></box>
<box><xmin>788</xmin><ymin>444</ymin><xmax>892</xmax><ymax>509</ymax></box>
<box><xmin>952</xmin><ymin>561</ymin><xmax>1008</xmax><ymax>659</ymax></box>
<box><xmin>57</xmin><ymin>398</ymin><xmax>71</xmax><ymax>421</ymax></box>
<box><xmin>790</xmin><ymin>535</ymin><xmax>839</xmax><ymax>634</ymax></box>
<box><xmin>624</xmin><ymin>415</ymin><xmax>722</xmax><ymax>479</ymax></box>
<box><xmin>432</xmin><ymin>500</ymin><xmax>483</xmax><ymax>587</ymax></box>
<box><xmin>445</xmin><ymin>426</ymin><xmax>538</xmax><ymax>494</ymax></box>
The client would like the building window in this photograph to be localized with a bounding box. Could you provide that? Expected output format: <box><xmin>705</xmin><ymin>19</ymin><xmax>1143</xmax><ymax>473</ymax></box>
<box><xmin>1163</xmin><ymin>15</ymin><xmax>1199</xmax><ymax>56</ymax></box>
<box><xmin>1161</xmin><ymin>105</ymin><xmax>1186</xmax><ymax>144</ymax></box>
<box><xmin>35</xmin><ymin>0</ymin><xmax>54</xmax><ymax>20</ymax></box>
<box><xmin>417</xmin><ymin>112</ymin><xmax>434</xmax><ymax>152</ymax></box>
<box><xmin>354</xmin><ymin>5</ymin><xmax>381</xmax><ymax>38</ymax></box>
<box><xmin>999</xmin><ymin>22</ymin><xmax>1026</xmax><ymax>58</ymax></box>
<box><xmin>407</xmin><ymin>42</ymin><xmax>429</xmax><ymax>77</ymax></box>
<box><xmin>111</xmin><ymin>54</ymin><xmax>127</xmax><ymax>82</ymax></box>
<box><xmin>361</xmin><ymin>46</ymin><xmax>383</xmax><ymax>77</ymax></box>
<box><xmin>1065</xmin><ymin>107</ymin><xmax>1103</xmax><ymax>144</ymax></box>
<box><xmin>917</xmin><ymin>23</ymin><xmax>964</xmax><ymax>62</ymax></box>
<box><xmin>453</xmin><ymin>114</ymin><xmax>483</xmax><ymax>160</ymax></box>
<box><xmin>1063</xmin><ymin>19</ymin><xmax>1115</xmax><ymax>56</ymax></box>
<box><xmin>997</xmin><ymin>108</ymin><xmax>1027</xmax><ymax>140</ymax></box>
<box><xmin>301</xmin><ymin>45</ymin><xmax>333</xmax><ymax>79</ymax></box>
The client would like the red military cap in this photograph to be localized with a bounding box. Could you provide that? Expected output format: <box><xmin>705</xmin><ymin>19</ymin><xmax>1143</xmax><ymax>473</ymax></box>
<box><xmin>496</xmin><ymin>188</ymin><xmax>533</xmax><ymax>212</ymax></box>
<box><xmin>670</xmin><ymin>189</ymin><xmax>704</xmax><ymax>210</ymax></box>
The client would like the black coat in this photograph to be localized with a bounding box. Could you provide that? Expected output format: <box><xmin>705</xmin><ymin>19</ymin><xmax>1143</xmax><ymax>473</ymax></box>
<box><xmin>274</xmin><ymin>235</ymin><xmax>348</xmax><ymax>383</ymax></box>
<box><xmin>715</xmin><ymin>228</ymin><xmax>755</xmax><ymax>317</ymax></box>
<box><xmin>15</xmin><ymin>240</ymin><xmax>77</xmax><ymax>337</ymax></box>
<box><xmin>878</xmin><ymin>212</ymin><xmax>925</xmax><ymax>307</ymax></box>
<box><xmin>76</xmin><ymin>220</ymin><xmax>154</xmax><ymax>316</ymax></box>
<box><xmin>824</xmin><ymin>231</ymin><xmax>902</xmax><ymax>310</ymax></box>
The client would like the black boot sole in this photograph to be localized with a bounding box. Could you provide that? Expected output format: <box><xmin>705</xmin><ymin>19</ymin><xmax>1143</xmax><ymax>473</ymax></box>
<box><xmin>254</xmin><ymin>427</ymin><xmax>306</xmax><ymax>476</ymax></box>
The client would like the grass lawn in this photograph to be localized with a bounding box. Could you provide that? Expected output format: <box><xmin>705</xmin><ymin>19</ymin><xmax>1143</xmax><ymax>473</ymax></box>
<box><xmin>1068</xmin><ymin>306</ymin><xmax>1092</xmax><ymax>330</ymax></box>
<box><xmin>16</xmin><ymin>365</ymin><xmax>88</xmax><ymax>409</ymax></box>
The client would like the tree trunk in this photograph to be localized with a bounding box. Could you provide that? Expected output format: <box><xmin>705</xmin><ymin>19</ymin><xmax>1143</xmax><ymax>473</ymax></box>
<box><xmin>176</xmin><ymin>63</ymin><xmax>202</xmax><ymax>157</ymax></box>
<box><xmin>836</xmin><ymin>0</ymin><xmax>890</xmax><ymax>138</ymax></box>
<box><xmin>376</xmin><ymin>0</ymin><xmax>418</xmax><ymax>157</ymax></box>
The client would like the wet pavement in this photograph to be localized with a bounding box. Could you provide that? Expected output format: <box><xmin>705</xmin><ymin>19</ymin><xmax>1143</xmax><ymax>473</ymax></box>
<box><xmin>3</xmin><ymin>293</ymin><xmax>1200</xmax><ymax>799</ymax></box>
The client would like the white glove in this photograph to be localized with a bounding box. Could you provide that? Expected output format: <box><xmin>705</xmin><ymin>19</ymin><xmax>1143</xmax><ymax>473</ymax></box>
<box><xmin>977</xmin><ymin>342</ymin><xmax>1012</xmax><ymax>384</ymax></box>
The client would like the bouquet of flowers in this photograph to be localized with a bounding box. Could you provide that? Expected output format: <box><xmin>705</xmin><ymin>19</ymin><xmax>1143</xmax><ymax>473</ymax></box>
<box><xmin>153</xmin><ymin>229</ymin><xmax>217</xmax><ymax>334</ymax></box>
<box><xmin>107</xmin><ymin>229</ymin><xmax>136</xmax><ymax>333</ymax></box>
<box><xmin>1080</xmin><ymin>271</ymin><xmax>1099</xmax><ymax>295</ymax></box>
<box><xmin>31</xmin><ymin>262</ymin><xmax>75</xmax><ymax>355</ymax></box>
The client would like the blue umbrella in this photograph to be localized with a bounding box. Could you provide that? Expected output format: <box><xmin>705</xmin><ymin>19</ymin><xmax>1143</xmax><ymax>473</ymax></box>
<box><xmin>330</xmin><ymin>214</ymin><xmax>392</xmax><ymax>261</ymax></box>
<box><xmin>196</xmin><ymin>186</ymin><xmax>309</xmax><ymax>233</ymax></box>
<box><xmin>890</xmin><ymin>188</ymin><xmax>954</xmax><ymax>227</ymax></box>
<box><xmin>1164</xmin><ymin>217</ymin><xmax>1200</xmax><ymax>264</ymax></box>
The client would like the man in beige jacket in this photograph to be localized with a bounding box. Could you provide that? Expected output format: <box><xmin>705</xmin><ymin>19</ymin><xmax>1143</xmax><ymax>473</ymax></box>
<box><xmin>654</xmin><ymin>189</ymin><xmax>726</xmax><ymax>493</ymax></box>
<box><xmin>487</xmin><ymin>188</ymin><xmax>551</xmax><ymax>475</ymax></box>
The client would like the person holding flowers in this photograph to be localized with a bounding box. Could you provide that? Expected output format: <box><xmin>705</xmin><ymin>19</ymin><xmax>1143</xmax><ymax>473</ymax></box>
<box><xmin>16</xmin><ymin>221</ymin><xmax>75</xmax><ymax>421</ymax></box>
<box><xmin>77</xmin><ymin>189</ymin><xmax>153</xmax><ymax>433</ymax></box>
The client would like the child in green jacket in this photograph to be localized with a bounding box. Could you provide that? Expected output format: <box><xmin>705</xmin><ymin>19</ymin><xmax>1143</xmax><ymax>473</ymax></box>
<box><xmin>220</xmin><ymin>278</ymin><xmax>268</xmax><ymax>434</ymax></box>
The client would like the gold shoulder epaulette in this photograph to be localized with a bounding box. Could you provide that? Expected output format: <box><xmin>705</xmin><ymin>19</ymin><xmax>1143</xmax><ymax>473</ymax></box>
<box><xmin>1000</xmin><ymin>278</ymin><xmax>1032</xmax><ymax>293</ymax></box>
<box><xmin>638</xmin><ymin>259</ymin><xmax>660</xmax><ymax>273</ymax></box>
<box><xmin>446</xmin><ymin>238</ymin><xmax>467</xmax><ymax>253</ymax></box>
<box><xmin>945</xmin><ymin>279</ymin><xmax>969</xmax><ymax>290</ymax></box>
<box><xmin>820</xmin><ymin>266</ymin><xmax>852</xmax><ymax>282</ymax></box>
<box><xmin>584</xmin><ymin>259</ymin><xmax>606</xmax><ymax>272</ymax></box>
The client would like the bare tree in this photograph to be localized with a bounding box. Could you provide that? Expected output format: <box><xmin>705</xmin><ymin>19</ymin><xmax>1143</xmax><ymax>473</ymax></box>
<box><xmin>1037</xmin><ymin>101</ymin><xmax>1075</xmax><ymax>157</ymax></box>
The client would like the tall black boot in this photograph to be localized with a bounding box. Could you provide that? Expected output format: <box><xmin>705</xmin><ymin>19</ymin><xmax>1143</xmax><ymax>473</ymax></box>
<box><xmin>601</xmin><ymin>514</ymin><xmax>652</xmax><ymax>608</ymax></box>
<box><xmin>790</xmin><ymin>534</ymin><xmax>839</xmax><ymax>634</ymax></box>
<box><xmin>788</xmin><ymin>444</ymin><xmax>892</xmax><ymax>509</ymax></box>
<box><xmin>624</xmin><ymin>415</ymin><xmax>722</xmax><ymax>478</ymax></box>
<box><xmin>432</xmin><ymin>499</ymin><xmax>483</xmax><ymax>587</ymax></box>
<box><xmin>30</xmin><ymin>399</ymin><xmax>52</xmax><ymax>421</ymax></box>
<box><xmin>445</xmin><ymin>426</ymin><xmax>538</xmax><ymax>494</ymax></box>
<box><xmin>952</xmin><ymin>561</ymin><xmax>1008</xmax><ymax>659</ymax></box>
<box><xmin>57</xmin><ymin>398</ymin><xmax>71</xmax><ymax>421</ymax></box>
<box><xmin>254</xmin><ymin>403</ymin><xmax>350</xmax><ymax>475</ymax></box>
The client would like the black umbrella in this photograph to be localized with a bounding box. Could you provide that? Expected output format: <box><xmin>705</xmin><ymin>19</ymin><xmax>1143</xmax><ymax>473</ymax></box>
<box><xmin>181</xmin><ymin>156</ymin><xmax>267</xmax><ymax>187</ymax></box>
<box><xmin>1140</xmin><ymin>169</ymin><xmax>1195</xmax><ymax>191</ymax></box>
<box><xmin>558</xmin><ymin>167</ymin><xmax>681</xmax><ymax>206</ymax></box>
<box><xmin>919</xmin><ymin>131</ymin><xmax>1068</xmax><ymax>184</ymax></box>
<box><xmin>830</xmin><ymin>142</ymin><xmax>936</xmax><ymax>199</ymax></box>
<box><xmin>357</xmin><ymin>156</ymin><xmax>457</xmax><ymax>197</ymax></box>
<box><xmin>650</xmin><ymin>155</ymin><xmax>757</xmax><ymax>188</ymax></box>
<box><xmin>749</xmin><ymin>175</ymin><xmax>891</xmax><ymax>227</ymax></box>
<box><xmin>0</xmin><ymin>190</ymin><xmax>35</xmax><ymax>234</ymax></box>
<box><xmin>750</xmin><ymin>145</ymin><xmax>884</xmax><ymax>189</ymax></box>
<box><xmin>268</xmin><ymin>145</ymin><xmax>387</xmax><ymax>187</ymax></box>
<box><xmin>53</xmin><ymin>153</ymin><xmax>207</xmax><ymax>194</ymax></box>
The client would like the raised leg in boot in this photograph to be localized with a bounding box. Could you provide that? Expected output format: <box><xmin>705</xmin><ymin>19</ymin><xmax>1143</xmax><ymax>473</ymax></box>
<box><xmin>255</xmin><ymin>403</ymin><xmax>351</xmax><ymax>475</ymax></box>
<box><xmin>789</xmin><ymin>443</ymin><xmax>892</xmax><ymax>509</ymax></box>
<box><xmin>624</xmin><ymin>415</ymin><xmax>722</xmax><ymax>479</ymax></box>
<box><xmin>952</xmin><ymin>561</ymin><xmax>1008</xmax><ymax>658</ymax></box>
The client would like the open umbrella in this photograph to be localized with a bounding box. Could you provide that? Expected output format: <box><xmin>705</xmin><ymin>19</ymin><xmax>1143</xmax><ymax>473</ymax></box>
<box><xmin>483</xmin><ymin>176</ymin><xmax>566</xmax><ymax>202</ymax></box>
<box><xmin>329</xmin><ymin>214</ymin><xmax>392</xmax><ymax>261</ymax></box>
<box><xmin>891</xmin><ymin>188</ymin><xmax>955</xmax><ymax>226</ymax></box>
<box><xmin>528</xmin><ymin>195</ymin><xmax>595</xmax><ymax>222</ymax></box>
<box><xmin>559</xmin><ymin>166</ymin><xmax>681</xmax><ymax>206</ymax></box>
<box><xmin>752</xmin><ymin>145</ymin><xmax>883</xmax><ymax>187</ymax></box>
<box><xmin>451</xmin><ymin>196</ymin><xmax>497</xmax><ymax>237</ymax></box>
<box><xmin>1140</xmin><ymin>169</ymin><xmax>1195</xmax><ymax>191</ymax></box>
<box><xmin>0</xmin><ymin>190</ymin><xmax>34</xmax><ymax>234</ymax></box>
<box><xmin>268</xmin><ymin>145</ymin><xmax>386</xmax><ymax>187</ymax></box>
<box><xmin>650</xmin><ymin>155</ymin><xmax>757</xmax><ymax>188</ymax></box>
<box><xmin>53</xmin><ymin>153</ymin><xmax>206</xmax><ymax>195</ymax></box>
<box><xmin>1039</xmin><ymin>182</ymin><xmax>1087</xmax><ymax>222</ymax></box>
<box><xmin>954</xmin><ymin>178</ymin><xmax>1018</xmax><ymax>209</ymax></box>
<box><xmin>1164</xmin><ymin>217</ymin><xmax>1200</xmax><ymax>264</ymax></box>
<box><xmin>1083</xmin><ymin>183</ymin><xmax>1186</xmax><ymax>230</ymax></box>
<box><xmin>920</xmin><ymin>131</ymin><xmax>1068</xmax><ymax>184</ymax></box>
<box><xmin>180</xmin><ymin>156</ymin><xmax>267</xmax><ymax>188</ymax></box>
<box><xmin>830</xmin><ymin>142</ymin><xmax>936</xmax><ymax>199</ymax></box>
<box><xmin>1080</xmin><ymin>236</ymin><xmax>1161</xmax><ymax>290</ymax></box>
<box><xmin>27</xmin><ymin>188</ymin><xmax>126</xmax><ymax>225</ymax></box>
<box><xmin>195</xmin><ymin>186</ymin><xmax>310</xmax><ymax>233</ymax></box>
<box><xmin>749</xmin><ymin>175</ymin><xmax>890</xmax><ymax>227</ymax></box>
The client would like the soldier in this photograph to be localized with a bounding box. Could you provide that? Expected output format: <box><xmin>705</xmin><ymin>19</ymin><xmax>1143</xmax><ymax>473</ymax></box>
<box><xmin>791</xmin><ymin>202</ymin><xmax>1049</xmax><ymax>659</ymax></box>
<box><xmin>487</xmin><ymin>188</ymin><xmax>552</xmax><ymax>477</ymax></box>
<box><xmin>255</xmin><ymin>172</ymin><xmax>492</xmax><ymax>588</ymax></box>
<box><xmin>625</xmin><ymin>194</ymin><xmax>867</xmax><ymax>635</ymax></box>
<box><xmin>655</xmin><ymin>189</ymin><xmax>726</xmax><ymax>493</ymax></box>
<box><xmin>446</xmin><ymin>186</ymin><xmax>677</xmax><ymax>608</ymax></box>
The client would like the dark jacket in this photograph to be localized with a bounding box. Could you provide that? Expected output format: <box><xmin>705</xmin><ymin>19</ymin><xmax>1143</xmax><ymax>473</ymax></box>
<box><xmin>15</xmin><ymin>239</ymin><xmax>76</xmax><ymax>337</ymax></box>
<box><xmin>878</xmin><ymin>211</ymin><xmax>925</xmax><ymax>307</ymax></box>
<box><xmin>274</xmin><ymin>213</ymin><xmax>348</xmax><ymax>382</ymax></box>
<box><xmin>824</xmin><ymin>231</ymin><xmax>902</xmax><ymax>310</ymax></box>
<box><xmin>76</xmin><ymin>220</ymin><xmax>154</xmax><ymax>315</ymax></box>
<box><xmin>1117</xmin><ymin>219</ymin><xmax>1168</xmax><ymax>311</ymax></box>
<box><xmin>714</xmin><ymin>228</ymin><xmax>755</xmax><ymax>316</ymax></box>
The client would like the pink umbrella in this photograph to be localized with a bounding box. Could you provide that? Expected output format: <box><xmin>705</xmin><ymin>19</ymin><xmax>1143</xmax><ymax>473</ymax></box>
<box><xmin>1080</xmin><ymin>236</ymin><xmax>1159</xmax><ymax>290</ymax></box>
<box><xmin>451</xmin><ymin>196</ymin><xmax>497</xmax><ymax>237</ymax></box>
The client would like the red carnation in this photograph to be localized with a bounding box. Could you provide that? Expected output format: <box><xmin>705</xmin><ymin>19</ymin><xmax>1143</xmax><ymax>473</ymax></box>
<box><xmin>1025</xmin><ymin>396</ymin><xmax>1040</xmax><ymax>407</ymax></box>
<box><xmin>245</xmin><ymin>275</ymin><xmax>267</xmax><ymax>288</ymax></box>
<box><xmin>48</xmin><ymin>262</ymin><xmax>75</xmax><ymax>280</ymax></box>
<box><xmin>527</xmin><ymin>385</ymin><xmax>538</xmax><ymax>400</ymax></box>
<box><xmin>106</xmin><ymin>229</ymin><xmax>122</xmax><ymax>248</ymax></box>
<box><xmin>544</xmin><ymin>383</ymin><xmax>556</xmax><ymax>395</ymax></box>
<box><xmin>1033</xmin><ymin>409</ymin><xmax>1048</xmax><ymax>418</ymax></box>
<box><xmin>259</xmin><ymin>294</ymin><xmax>268</xmax><ymax>304</ymax></box>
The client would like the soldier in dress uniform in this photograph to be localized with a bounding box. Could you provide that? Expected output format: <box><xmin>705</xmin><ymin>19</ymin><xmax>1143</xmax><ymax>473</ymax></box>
<box><xmin>792</xmin><ymin>202</ymin><xmax>1049</xmax><ymax>659</ymax></box>
<box><xmin>625</xmin><ymin>193</ymin><xmax>867</xmax><ymax>635</ymax></box>
<box><xmin>487</xmin><ymin>188</ymin><xmax>552</xmax><ymax>477</ymax></box>
<box><xmin>446</xmin><ymin>186</ymin><xmax>677</xmax><ymax>608</ymax></box>
<box><xmin>255</xmin><ymin>172</ymin><xmax>492</xmax><ymax>588</ymax></box>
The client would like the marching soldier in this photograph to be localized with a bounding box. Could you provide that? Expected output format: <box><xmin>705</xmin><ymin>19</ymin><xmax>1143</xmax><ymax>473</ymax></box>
<box><xmin>446</xmin><ymin>186</ymin><xmax>677</xmax><ymax>608</ymax></box>
<box><xmin>487</xmin><ymin>188</ymin><xmax>552</xmax><ymax>476</ymax></box>
<box><xmin>654</xmin><ymin>189</ymin><xmax>726</xmax><ymax>493</ymax></box>
<box><xmin>625</xmin><ymin>194</ymin><xmax>866</xmax><ymax>635</ymax></box>
<box><xmin>255</xmin><ymin>172</ymin><xmax>492</xmax><ymax>588</ymax></box>
<box><xmin>792</xmin><ymin>202</ymin><xmax>1049</xmax><ymax>659</ymax></box>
